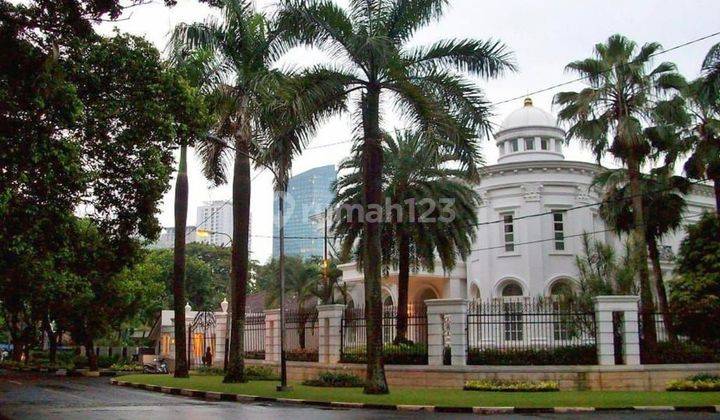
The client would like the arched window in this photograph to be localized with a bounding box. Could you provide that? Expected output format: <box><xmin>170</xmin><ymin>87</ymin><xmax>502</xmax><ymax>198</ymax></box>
<box><xmin>549</xmin><ymin>280</ymin><xmax>574</xmax><ymax>341</ymax></box>
<box><xmin>383</xmin><ymin>294</ymin><xmax>394</xmax><ymax>307</ymax></box>
<box><xmin>501</xmin><ymin>282</ymin><xmax>523</xmax><ymax>341</ymax></box>
<box><xmin>502</xmin><ymin>282</ymin><xmax>523</xmax><ymax>297</ymax></box>
<box><xmin>469</xmin><ymin>284</ymin><xmax>481</xmax><ymax>300</ymax></box>
<box><xmin>550</xmin><ymin>281</ymin><xmax>572</xmax><ymax>297</ymax></box>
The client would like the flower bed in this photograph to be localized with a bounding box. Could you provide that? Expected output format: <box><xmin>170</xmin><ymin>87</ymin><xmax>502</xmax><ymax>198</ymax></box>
<box><xmin>644</xmin><ymin>342</ymin><xmax>720</xmax><ymax>364</ymax></box>
<box><xmin>464</xmin><ymin>379</ymin><xmax>559</xmax><ymax>392</ymax></box>
<box><xmin>667</xmin><ymin>374</ymin><xmax>720</xmax><ymax>391</ymax></box>
<box><xmin>286</xmin><ymin>348</ymin><xmax>319</xmax><ymax>362</ymax></box>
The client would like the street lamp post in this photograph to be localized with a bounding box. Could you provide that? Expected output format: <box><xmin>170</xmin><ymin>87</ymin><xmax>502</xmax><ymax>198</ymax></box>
<box><xmin>196</xmin><ymin>229</ymin><xmax>232</xmax><ymax>248</ymax></box>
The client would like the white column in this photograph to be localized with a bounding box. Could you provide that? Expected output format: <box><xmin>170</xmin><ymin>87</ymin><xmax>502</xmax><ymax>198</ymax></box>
<box><xmin>264</xmin><ymin>309</ymin><xmax>280</xmax><ymax>362</ymax></box>
<box><xmin>214</xmin><ymin>311</ymin><xmax>227</xmax><ymax>366</ymax></box>
<box><xmin>317</xmin><ymin>304</ymin><xmax>346</xmax><ymax>364</ymax></box>
<box><xmin>593</xmin><ymin>296</ymin><xmax>641</xmax><ymax>366</ymax></box>
<box><xmin>425</xmin><ymin>298</ymin><xmax>469</xmax><ymax>366</ymax></box>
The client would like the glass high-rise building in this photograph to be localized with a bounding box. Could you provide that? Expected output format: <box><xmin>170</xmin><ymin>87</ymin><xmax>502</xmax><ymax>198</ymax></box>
<box><xmin>273</xmin><ymin>165</ymin><xmax>336</xmax><ymax>259</ymax></box>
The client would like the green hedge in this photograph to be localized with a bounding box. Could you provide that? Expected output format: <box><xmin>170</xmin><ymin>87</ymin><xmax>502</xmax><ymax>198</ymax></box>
<box><xmin>340</xmin><ymin>342</ymin><xmax>427</xmax><ymax>365</ymax></box>
<box><xmin>245</xmin><ymin>365</ymin><xmax>278</xmax><ymax>381</ymax></box>
<box><xmin>464</xmin><ymin>379</ymin><xmax>559</xmax><ymax>392</ymax></box>
<box><xmin>467</xmin><ymin>345</ymin><xmax>597</xmax><ymax>365</ymax></box>
<box><xmin>285</xmin><ymin>348</ymin><xmax>318</xmax><ymax>362</ymax></box>
<box><xmin>244</xmin><ymin>351</ymin><xmax>265</xmax><ymax>360</ymax></box>
<box><xmin>644</xmin><ymin>341</ymin><xmax>720</xmax><ymax>364</ymax></box>
<box><xmin>302</xmin><ymin>371</ymin><xmax>364</xmax><ymax>387</ymax></box>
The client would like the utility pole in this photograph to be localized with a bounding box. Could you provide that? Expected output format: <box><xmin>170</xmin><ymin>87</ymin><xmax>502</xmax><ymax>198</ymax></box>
<box><xmin>324</xmin><ymin>207</ymin><xmax>331</xmax><ymax>304</ymax></box>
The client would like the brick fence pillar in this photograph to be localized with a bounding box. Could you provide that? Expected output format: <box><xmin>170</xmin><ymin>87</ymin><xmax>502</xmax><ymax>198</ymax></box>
<box><xmin>264</xmin><ymin>309</ymin><xmax>280</xmax><ymax>362</ymax></box>
<box><xmin>593</xmin><ymin>295</ymin><xmax>641</xmax><ymax>366</ymax></box>
<box><xmin>425</xmin><ymin>298</ymin><xmax>469</xmax><ymax>366</ymax></box>
<box><xmin>317</xmin><ymin>304</ymin><xmax>346</xmax><ymax>364</ymax></box>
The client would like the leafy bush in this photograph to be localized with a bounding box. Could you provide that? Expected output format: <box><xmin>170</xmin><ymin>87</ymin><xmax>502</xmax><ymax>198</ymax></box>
<box><xmin>194</xmin><ymin>366</ymin><xmax>225</xmax><ymax>376</ymax></box>
<box><xmin>464</xmin><ymin>379</ymin><xmax>559</xmax><ymax>392</ymax></box>
<box><xmin>73</xmin><ymin>354</ymin><xmax>88</xmax><ymax>369</ymax></box>
<box><xmin>285</xmin><ymin>348</ymin><xmax>318</xmax><ymax>362</ymax></box>
<box><xmin>302</xmin><ymin>371</ymin><xmax>364</xmax><ymax>387</ymax></box>
<box><xmin>467</xmin><ymin>345</ymin><xmax>597</xmax><ymax>365</ymax></box>
<box><xmin>667</xmin><ymin>374</ymin><xmax>720</xmax><ymax>391</ymax></box>
<box><xmin>643</xmin><ymin>341</ymin><xmax>720</xmax><ymax>364</ymax></box>
<box><xmin>97</xmin><ymin>354</ymin><xmax>121</xmax><ymax>368</ymax></box>
<box><xmin>245</xmin><ymin>365</ymin><xmax>278</xmax><ymax>380</ymax></box>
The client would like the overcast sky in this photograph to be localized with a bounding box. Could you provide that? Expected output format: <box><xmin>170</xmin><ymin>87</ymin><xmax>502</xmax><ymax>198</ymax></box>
<box><xmin>96</xmin><ymin>0</ymin><xmax>720</xmax><ymax>263</ymax></box>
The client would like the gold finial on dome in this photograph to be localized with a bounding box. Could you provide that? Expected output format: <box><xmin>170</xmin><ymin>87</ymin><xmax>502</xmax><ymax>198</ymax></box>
<box><xmin>523</xmin><ymin>97</ymin><xmax>533</xmax><ymax>107</ymax></box>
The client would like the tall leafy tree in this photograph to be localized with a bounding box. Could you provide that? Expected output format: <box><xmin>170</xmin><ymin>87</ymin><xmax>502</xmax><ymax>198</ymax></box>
<box><xmin>276</xmin><ymin>0</ymin><xmax>514</xmax><ymax>393</ymax></box>
<box><xmin>333</xmin><ymin>130</ymin><xmax>480</xmax><ymax>343</ymax></box>
<box><xmin>554</xmin><ymin>34</ymin><xmax>683</xmax><ymax>352</ymax></box>
<box><xmin>593</xmin><ymin>168</ymin><xmax>690</xmax><ymax>342</ymax></box>
<box><xmin>702</xmin><ymin>42</ymin><xmax>720</xmax><ymax>98</ymax></box>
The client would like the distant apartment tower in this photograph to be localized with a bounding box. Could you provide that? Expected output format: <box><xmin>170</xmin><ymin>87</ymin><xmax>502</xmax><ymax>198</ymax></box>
<box><xmin>196</xmin><ymin>200</ymin><xmax>234</xmax><ymax>247</ymax></box>
<box><xmin>149</xmin><ymin>226</ymin><xmax>198</xmax><ymax>249</ymax></box>
<box><xmin>273</xmin><ymin>165</ymin><xmax>336</xmax><ymax>259</ymax></box>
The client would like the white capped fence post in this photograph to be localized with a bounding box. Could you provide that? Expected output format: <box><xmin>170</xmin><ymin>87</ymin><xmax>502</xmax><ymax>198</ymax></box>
<box><xmin>425</xmin><ymin>299</ymin><xmax>468</xmax><ymax>366</ymax></box>
<box><xmin>593</xmin><ymin>296</ymin><xmax>641</xmax><ymax>366</ymax></box>
<box><xmin>264</xmin><ymin>309</ymin><xmax>280</xmax><ymax>362</ymax></box>
<box><xmin>317</xmin><ymin>304</ymin><xmax>346</xmax><ymax>364</ymax></box>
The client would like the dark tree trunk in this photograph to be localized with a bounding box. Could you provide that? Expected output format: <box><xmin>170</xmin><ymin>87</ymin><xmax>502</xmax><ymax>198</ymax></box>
<box><xmin>278</xmin><ymin>186</ymin><xmax>289</xmax><ymax>388</ymax></box>
<box><xmin>360</xmin><ymin>89</ymin><xmax>389</xmax><ymax>394</ymax></box>
<box><xmin>647</xmin><ymin>235</ymin><xmax>677</xmax><ymax>343</ymax></box>
<box><xmin>85</xmin><ymin>337</ymin><xmax>98</xmax><ymax>372</ymax></box>
<box><xmin>714</xmin><ymin>177</ymin><xmax>720</xmax><ymax>216</ymax></box>
<box><xmin>628</xmin><ymin>159</ymin><xmax>657</xmax><ymax>355</ymax></box>
<box><xmin>394</xmin><ymin>229</ymin><xmax>410</xmax><ymax>344</ymax></box>
<box><xmin>172</xmin><ymin>144</ymin><xmax>189</xmax><ymax>378</ymax></box>
<box><xmin>43</xmin><ymin>315</ymin><xmax>57</xmax><ymax>364</ymax></box>
<box><xmin>224</xmin><ymin>136</ymin><xmax>251</xmax><ymax>383</ymax></box>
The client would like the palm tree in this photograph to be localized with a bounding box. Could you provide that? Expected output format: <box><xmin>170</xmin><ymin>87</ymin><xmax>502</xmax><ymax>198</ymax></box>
<box><xmin>553</xmin><ymin>34</ymin><xmax>682</xmax><ymax>352</ymax></box>
<box><xmin>165</xmin><ymin>48</ymin><xmax>214</xmax><ymax>378</ymax></box>
<box><xmin>593</xmin><ymin>168</ymin><xmax>690</xmax><ymax>342</ymax></box>
<box><xmin>276</xmin><ymin>0</ymin><xmax>514</xmax><ymax>393</ymax></box>
<box><xmin>333</xmin><ymin>130</ymin><xmax>481</xmax><ymax>343</ymax></box>
<box><xmin>702</xmin><ymin>42</ymin><xmax>720</xmax><ymax>98</ymax></box>
<box><xmin>677</xmin><ymin>78</ymin><xmax>720</xmax><ymax>214</ymax></box>
<box><xmin>169</xmin><ymin>0</ymin><xmax>293</xmax><ymax>383</ymax></box>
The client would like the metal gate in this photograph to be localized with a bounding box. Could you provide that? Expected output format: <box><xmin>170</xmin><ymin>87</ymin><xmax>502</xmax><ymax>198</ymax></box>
<box><xmin>188</xmin><ymin>311</ymin><xmax>216</xmax><ymax>368</ymax></box>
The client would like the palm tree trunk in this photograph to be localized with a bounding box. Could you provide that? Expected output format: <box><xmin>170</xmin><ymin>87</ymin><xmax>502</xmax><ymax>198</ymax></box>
<box><xmin>395</xmin><ymin>228</ymin><xmax>410</xmax><ymax>344</ymax></box>
<box><xmin>628</xmin><ymin>159</ymin><xmax>658</xmax><ymax>355</ymax></box>
<box><xmin>172</xmin><ymin>144</ymin><xmax>189</xmax><ymax>378</ymax></box>
<box><xmin>647</xmin><ymin>235</ymin><xmax>677</xmax><ymax>343</ymax></box>
<box><xmin>224</xmin><ymin>136</ymin><xmax>250</xmax><ymax>383</ymax></box>
<box><xmin>278</xmin><ymin>186</ymin><xmax>289</xmax><ymax>389</ymax></box>
<box><xmin>360</xmin><ymin>88</ymin><xmax>389</xmax><ymax>394</ymax></box>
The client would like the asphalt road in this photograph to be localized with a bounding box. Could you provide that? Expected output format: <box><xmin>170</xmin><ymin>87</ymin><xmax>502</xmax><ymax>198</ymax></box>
<box><xmin>1</xmin><ymin>370</ymin><xmax>718</xmax><ymax>420</ymax></box>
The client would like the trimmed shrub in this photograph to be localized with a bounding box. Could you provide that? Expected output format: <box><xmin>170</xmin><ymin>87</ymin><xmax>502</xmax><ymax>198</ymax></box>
<box><xmin>97</xmin><ymin>354</ymin><xmax>121</xmax><ymax>368</ymax></box>
<box><xmin>340</xmin><ymin>342</ymin><xmax>428</xmax><ymax>365</ymax></box>
<box><xmin>302</xmin><ymin>371</ymin><xmax>364</xmax><ymax>387</ymax></box>
<box><xmin>194</xmin><ymin>366</ymin><xmax>225</xmax><ymax>376</ymax></box>
<box><xmin>643</xmin><ymin>341</ymin><xmax>720</xmax><ymax>364</ymax></box>
<box><xmin>245</xmin><ymin>365</ymin><xmax>278</xmax><ymax>380</ymax></box>
<box><xmin>467</xmin><ymin>345</ymin><xmax>597</xmax><ymax>365</ymax></box>
<box><xmin>464</xmin><ymin>379</ymin><xmax>559</xmax><ymax>392</ymax></box>
<box><xmin>244</xmin><ymin>351</ymin><xmax>265</xmax><ymax>360</ymax></box>
<box><xmin>285</xmin><ymin>348</ymin><xmax>318</xmax><ymax>362</ymax></box>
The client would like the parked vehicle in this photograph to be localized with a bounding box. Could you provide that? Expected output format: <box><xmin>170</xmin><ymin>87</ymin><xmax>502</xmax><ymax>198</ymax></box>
<box><xmin>142</xmin><ymin>358</ymin><xmax>168</xmax><ymax>374</ymax></box>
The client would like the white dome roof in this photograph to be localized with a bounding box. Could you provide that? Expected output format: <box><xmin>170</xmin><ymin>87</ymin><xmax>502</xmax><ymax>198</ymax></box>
<box><xmin>498</xmin><ymin>98</ymin><xmax>558</xmax><ymax>132</ymax></box>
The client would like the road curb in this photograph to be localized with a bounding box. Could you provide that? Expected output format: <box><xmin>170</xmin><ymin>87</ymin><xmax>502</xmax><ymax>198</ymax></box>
<box><xmin>108</xmin><ymin>380</ymin><xmax>720</xmax><ymax>413</ymax></box>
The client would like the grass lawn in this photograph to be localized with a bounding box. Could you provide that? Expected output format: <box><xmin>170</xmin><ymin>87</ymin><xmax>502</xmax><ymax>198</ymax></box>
<box><xmin>119</xmin><ymin>374</ymin><xmax>720</xmax><ymax>408</ymax></box>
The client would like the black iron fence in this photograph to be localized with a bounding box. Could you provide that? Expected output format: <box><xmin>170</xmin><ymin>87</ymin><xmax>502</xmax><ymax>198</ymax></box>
<box><xmin>340</xmin><ymin>304</ymin><xmax>428</xmax><ymax>365</ymax></box>
<box><xmin>244</xmin><ymin>312</ymin><xmax>265</xmax><ymax>359</ymax></box>
<box><xmin>466</xmin><ymin>298</ymin><xmax>597</xmax><ymax>365</ymax></box>
<box><xmin>284</xmin><ymin>308</ymin><xmax>319</xmax><ymax>362</ymax></box>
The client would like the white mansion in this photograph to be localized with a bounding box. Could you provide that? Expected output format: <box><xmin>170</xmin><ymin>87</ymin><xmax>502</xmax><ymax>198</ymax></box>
<box><xmin>338</xmin><ymin>98</ymin><xmax>716</xmax><ymax>306</ymax></box>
